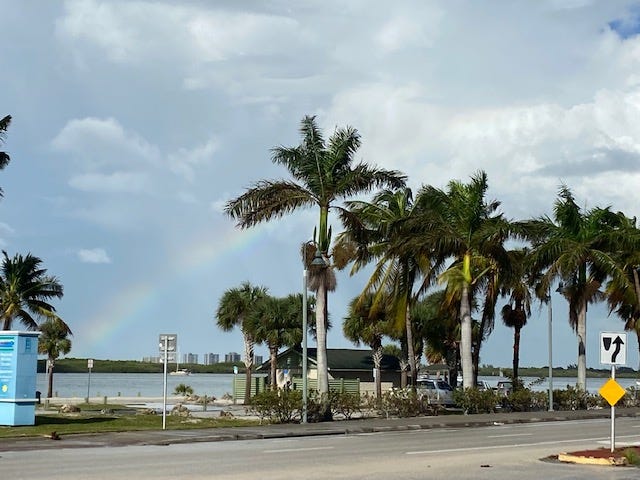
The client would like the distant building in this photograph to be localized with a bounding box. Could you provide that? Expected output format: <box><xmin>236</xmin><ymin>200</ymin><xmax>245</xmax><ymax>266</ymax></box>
<box><xmin>253</xmin><ymin>355</ymin><xmax>263</xmax><ymax>365</ymax></box>
<box><xmin>225</xmin><ymin>352</ymin><xmax>241</xmax><ymax>363</ymax></box>
<box><xmin>143</xmin><ymin>356</ymin><xmax>161</xmax><ymax>363</ymax></box>
<box><xmin>183</xmin><ymin>353</ymin><xmax>198</xmax><ymax>364</ymax></box>
<box><xmin>203</xmin><ymin>353</ymin><xmax>219</xmax><ymax>365</ymax></box>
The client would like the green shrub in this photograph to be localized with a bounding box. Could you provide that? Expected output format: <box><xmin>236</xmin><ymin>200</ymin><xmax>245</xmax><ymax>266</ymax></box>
<box><xmin>504</xmin><ymin>388</ymin><xmax>532</xmax><ymax>412</ymax></box>
<box><xmin>552</xmin><ymin>386</ymin><xmax>600</xmax><ymax>410</ymax></box>
<box><xmin>250</xmin><ymin>389</ymin><xmax>302</xmax><ymax>424</ymax></box>
<box><xmin>621</xmin><ymin>387</ymin><xmax>640</xmax><ymax>407</ymax></box>
<box><xmin>453</xmin><ymin>388</ymin><xmax>498</xmax><ymax>414</ymax></box>
<box><xmin>173</xmin><ymin>384</ymin><xmax>193</xmax><ymax>396</ymax></box>
<box><xmin>330</xmin><ymin>391</ymin><xmax>361</xmax><ymax>420</ymax></box>
<box><xmin>379</xmin><ymin>388</ymin><xmax>424</xmax><ymax>418</ymax></box>
<box><xmin>623</xmin><ymin>448</ymin><xmax>640</xmax><ymax>466</ymax></box>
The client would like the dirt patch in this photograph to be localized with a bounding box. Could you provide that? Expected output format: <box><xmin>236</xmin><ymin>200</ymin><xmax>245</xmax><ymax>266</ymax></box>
<box><xmin>557</xmin><ymin>446</ymin><xmax>640</xmax><ymax>467</ymax></box>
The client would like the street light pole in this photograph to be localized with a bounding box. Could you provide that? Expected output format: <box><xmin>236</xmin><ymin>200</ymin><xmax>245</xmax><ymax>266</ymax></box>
<box><xmin>302</xmin><ymin>262</ymin><xmax>308</xmax><ymax>424</ymax></box>
<box><xmin>548</xmin><ymin>286</ymin><xmax>553</xmax><ymax>411</ymax></box>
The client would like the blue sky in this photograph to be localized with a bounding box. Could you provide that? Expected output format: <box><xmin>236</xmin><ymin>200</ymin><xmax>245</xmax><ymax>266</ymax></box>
<box><xmin>2</xmin><ymin>0</ymin><xmax>640</xmax><ymax>370</ymax></box>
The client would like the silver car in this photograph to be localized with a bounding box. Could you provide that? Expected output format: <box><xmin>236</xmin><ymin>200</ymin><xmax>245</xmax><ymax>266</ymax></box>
<box><xmin>416</xmin><ymin>377</ymin><xmax>455</xmax><ymax>406</ymax></box>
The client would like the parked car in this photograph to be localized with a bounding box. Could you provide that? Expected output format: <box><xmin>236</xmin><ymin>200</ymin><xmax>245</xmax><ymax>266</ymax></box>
<box><xmin>494</xmin><ymin>380</ymin><xmax>513</xmax><ymax>396</ymax></box>
<box><xmin>416</xmin><ymin>377</ymin><xmax>455</xmax><ymax>406</ymax></box>
<box><xmin>477</xmin><ymin>380</ymin><xmax>492</xmax><ymax>391</ymax></box>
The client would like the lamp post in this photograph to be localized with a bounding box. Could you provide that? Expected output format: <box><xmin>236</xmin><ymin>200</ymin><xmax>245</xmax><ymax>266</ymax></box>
<box><xmin>302</xmin><ymin>260</ymin><xmax>309</xmax><ymax>424</ymax></box>
<box><xmin>547</xmin><ymin>286</ymin><xmax>553</xmax><ymax>411</ymax></box>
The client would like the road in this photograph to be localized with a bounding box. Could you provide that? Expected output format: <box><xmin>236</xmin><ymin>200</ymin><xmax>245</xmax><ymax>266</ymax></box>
<box><xmin>2</xmin><ymin>418</ymin><xmax>640</xmax><ymax>479</ymax></box>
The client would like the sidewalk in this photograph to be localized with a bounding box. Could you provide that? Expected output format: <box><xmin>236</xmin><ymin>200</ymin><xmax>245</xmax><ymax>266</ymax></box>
<box><xmin>1</xmin><ymin>407</ymin><xmax>639</xmax><ymax>452</ymax></box>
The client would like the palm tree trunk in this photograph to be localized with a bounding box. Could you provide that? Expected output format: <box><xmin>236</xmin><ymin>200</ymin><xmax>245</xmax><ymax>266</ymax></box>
<box><xmin>399</xmin><ymin>359</ymin><xmax>408</xmax><ymax>388</ymax></box>
<box><xmin>315</xmin><ymin>280</ymin><xmax>329</xmax><ymax>396</ymax></box>
<box><xmin>47</xmin><ymin>359</ymin><xmax>54</xmax><ymax>398</ymax></box>
<box><xmin>513</xmin><ymin>326</ymin><xmax>521</xmax><ymax>384</ymax></box>
<box><xmin>242</xmin><ymin>331</ymin><xmax>254</xmax><ymax>404</ymax></box>
<box><xmin>405</xmin><ymin>303</ymin><xmax>417</xmax><ymax>390</ymax></box>
<box><xmin>576</xmin><ymin>298</ymin><xmax>587</xmax><ymax>390</ymax></box>
<box><xmin>460</xmin><ymin>283</ymin><xmax>474</xmax><ymax>389</ymax></box>
<box><xmin>373</xmin><ymin>345</ymin><xmax>383</xmax><ymax>401</ymax></box>
<box><xmin>269</xmin><ymin>345</ymin><xmax>278</xmax><ymax>391</ymax></box>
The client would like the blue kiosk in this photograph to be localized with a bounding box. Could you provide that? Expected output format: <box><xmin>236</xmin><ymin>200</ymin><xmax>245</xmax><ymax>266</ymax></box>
<box><xmin>0</xmin><ymin>331</ymin><xmax>40</xmax><ymax>426</ymax></box>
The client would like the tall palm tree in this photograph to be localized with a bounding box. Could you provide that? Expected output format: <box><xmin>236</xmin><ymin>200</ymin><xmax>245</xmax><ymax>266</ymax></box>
<box><xmin>216</xmin><ymin>282</ymin><xmax>268</xmax><ymax>404</ymax></box>
<box><xmin>525</xmin><ymin>186</ymin><xmax>627</xmax><ymax>390</ymax></box>
<box><xmin>0</xmin><ymin>115</ymin><xmax>11</xmax><ymax>198</ymax></box>
<box><xmin>0</xmin><ymin>251</ymin><xmax>66</xmax><ymax>331</ymax></box>
<box><xmin>335</xmin><ymin>187</ymin><xmax>436</xmax><ymax>388</ymax></box>
<box><xmin>414</xmin><ymin>171</ymin><xmax>511</xmax><ymax>389</ymax></box>
<box><xmin>225</xmin><ymin>115</ymin><xmax>406</xmax><ymax>398</ymax></box>
<box><xmin>499</xmin><ymin>248</ymin><xmax>533</xmax><ymax>385</ymax></box>
<box><xmin>38</xmin><ymin>318</ymin><xmax>72</xmax><ymax>398</ymax></box>
<box><xmin>605</xmin><ymin>213</ymin><xmax>640</xmax><ymax>372</ymax></box>
<box><xmin>248</xmin><ymin>294</ymin><xmax>304</xmax><ymax>391</ymax></box>
<box><xmin>343</xmin><ymin>293</ymin><xmax>391</xmax><ymax>400</ymax></box>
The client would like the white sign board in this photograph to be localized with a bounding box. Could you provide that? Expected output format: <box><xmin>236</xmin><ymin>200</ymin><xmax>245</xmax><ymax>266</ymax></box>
<box><xmin>159</xmin><ymin>334</ymin><xmax>177</xmax><ymax>362</ymax></box>
<box><xmin>87</xmin><ymin>359</ymin><xmax>94</xmax><ymax>369</ymax></box>
<box><xmin>600</xmin><ymin>332</ymin><xmax>627</xmax><ymax>366</ymax></box>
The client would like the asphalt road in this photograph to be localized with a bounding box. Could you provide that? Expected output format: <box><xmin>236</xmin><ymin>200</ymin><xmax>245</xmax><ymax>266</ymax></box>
<box><xmin>2</xmin><ymin>418</ymin><xmax>640</xmax><ymax>479</ymax></box>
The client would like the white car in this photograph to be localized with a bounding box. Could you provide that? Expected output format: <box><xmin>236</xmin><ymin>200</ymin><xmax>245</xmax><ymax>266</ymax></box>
<box><xmin>416</xmin><ymin>377</ymin><xmax>455</xmax><ymax>406</ymax></box>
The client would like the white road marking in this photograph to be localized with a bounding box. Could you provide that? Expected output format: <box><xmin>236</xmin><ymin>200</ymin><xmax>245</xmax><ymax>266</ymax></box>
<box><xmin>263</xmin><ymin>446</ymin><xmax>334</xmax><ymax>454</ymax></box>
<box><xmin>406</xmin><ymin>434</ymin><xmax>640</xmax><ymax>455</ymax></box>
<box><xmin>486</xmin><ymin>433</ymin><xmax>533</xmax><ymax>438</ymax></box>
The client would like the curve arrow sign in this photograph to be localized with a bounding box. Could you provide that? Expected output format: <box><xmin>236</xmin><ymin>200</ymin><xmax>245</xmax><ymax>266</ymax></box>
<box><xmin>611</xmin><ymin>336</ymin><xmax>624</xmax><ymax>363</ymax></box>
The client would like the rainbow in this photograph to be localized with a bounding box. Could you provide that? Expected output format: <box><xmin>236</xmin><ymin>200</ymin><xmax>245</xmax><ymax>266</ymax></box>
<box><xmin>82</xmin><ymin>224</ymin><xmax>265</xmax><ymax>353</ymax></box>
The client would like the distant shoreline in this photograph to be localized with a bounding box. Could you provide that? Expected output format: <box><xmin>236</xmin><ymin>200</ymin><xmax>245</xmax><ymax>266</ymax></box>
<box><xmin>42</xmin><ymin>358</ymin><xmax>640</xmax><ymax>378</ymax></box>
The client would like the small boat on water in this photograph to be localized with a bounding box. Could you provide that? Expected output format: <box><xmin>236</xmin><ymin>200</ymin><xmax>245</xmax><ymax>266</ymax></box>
<box><xmin>169</xmin><ymin>368</ymin><xmax>191</xmax><ymax>376</ymax></box>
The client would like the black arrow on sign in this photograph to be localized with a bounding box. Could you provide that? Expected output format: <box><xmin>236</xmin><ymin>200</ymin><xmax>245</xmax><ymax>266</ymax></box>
<box><xmin>611</xmin><ymin>336</ymin><xmax>624</xmax><ymax>363</ymax></box>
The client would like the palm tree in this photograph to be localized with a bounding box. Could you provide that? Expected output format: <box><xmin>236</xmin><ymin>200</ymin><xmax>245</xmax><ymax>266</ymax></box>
<box><xmin>499</xmin><ymin>248</ymin><xmax>533</xmax><ymax>386</ymax></box>
<box><xmin>0</xmin><ymin>115</ymin><xmax>11</xmax><ymax>197</ymax></box>
<box><xmin>38</xmin><ymin>318</ymin><xmax>72</xmax><ymax>398</ymax></box>
<box><xmin>525</xmin><ymin>186</ymin><xmax>627</xmax><ymax>390</ymax></box>
<box><xmin>335</xmin><ymin>187</ymin><xmax>435</xmax><ymax>388</ymax></box>
<box><xmin>0</xmin><ymin>251</ymin><xmax>66</xmax><ymax>331</ymax></box>
<box><xmin>225</xmin><ymin>115</ymin><xmax>406</xmax><ymax>398</ymax></box>
<box><xmin>605</xmin><ymin>213</ymin><xmax>640</xmax><ymax>373</ymax></box>
<box><xmin>248</xmin><ymin>294</ymin><xmax>304</xmax><ymax>390</ymax></box>
<box><xmin>343</xmin><ymin>293</ymin><xmax>391</xmax><ymax>400</ymax></box>
<box><xmin>216</xmin><ymin>282</ymin><xmax>268</xmax><ymax>404</ymax></box>
<box><xmin>414</xmin><ymin>171</ymin><xmax>511</xmax><ymax>389</ymax></box>
<box><xmin>417</xmin><ymin>290</ymin><xmax>461</xmax><ymax>384</ymax></box>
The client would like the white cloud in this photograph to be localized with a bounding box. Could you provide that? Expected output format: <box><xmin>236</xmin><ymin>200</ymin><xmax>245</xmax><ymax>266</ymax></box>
<box><xmin>52</xmin><ymin>117</ymin><xmax>160</xmax><ymax>168</ymax></box>
<box><xmin>168</xmin><ymin>138</ymin><xmax>218</xmax><ymax>183</ymax></box>
<box><xmin>77</xmin><ymin>248</ymin><xmax>111</xmax><ymax>264</ymax></box>
<box><xmin>68</xmin><ymin>171</ymin><xmax>152</xmax><ymax>193</ymax></box>
<box><xmin>375</xmin><ymin>12</ymin><xmax>442</xmax><ymax>53</ymax></box>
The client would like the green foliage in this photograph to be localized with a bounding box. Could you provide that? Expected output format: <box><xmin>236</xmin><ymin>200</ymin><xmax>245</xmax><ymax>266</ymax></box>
<box><xmin>552</xmin><ymin>386</ymin><xmax>600</xmax><ymax>410</ymax></box>
<box><xmin>250</xmin><ymin>389</ymin><xmax>302</xmax><ymax>424</ymax></box>
<box><xmin>379</xmin><ymin>388</ymin><xmax>425</xmax><ymax>418</ymax></box>
<box><xmin>621</xmin><ymin>387</ymin><xmax>640</xmax><ymax>407</ymax></box>
<box><xmin>173</xmin><ymin>384</ymin><xmax>194</xmax><ymax>396</ymax></box>
<box><xmin>453</xmin><ymin>388</ymin><xmax>498</xmax><ymax>414</ymax></box>
<box><xmin>329</xmin><ymin>391</ymin><xmax>361</xmax><ymax>420</ymax></box>
<box><xmin>623</xmin><ymin>448</ymin><xmax>640</xmax><ymax>466</ymax></box>
<box><xmin>503</xmin><ymin>389</ymin><xmax>533</xmax><ymax>412</ymax></box>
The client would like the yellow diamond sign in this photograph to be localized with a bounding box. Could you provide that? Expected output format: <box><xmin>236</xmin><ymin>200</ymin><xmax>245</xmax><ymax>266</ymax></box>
<box><xmin>599</xmin><ymin>378</ymin><xmax>626</xmax><ymax>406</ymax></box>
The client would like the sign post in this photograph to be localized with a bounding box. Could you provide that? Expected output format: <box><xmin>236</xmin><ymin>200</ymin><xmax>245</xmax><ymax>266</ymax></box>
<box><xmin>599</xmin><ymin>332</ymin><xmax>627</xmax><ymax>453</ymax></box>
<box><xmin>87</xmin><ymin>359</ymin><xmax>93</xmax><ymax>401</ymax></box>
<box><xmin>159</xmin><ymin>334</ymin><xmax>177</xmax><ymax>430</ymax></box>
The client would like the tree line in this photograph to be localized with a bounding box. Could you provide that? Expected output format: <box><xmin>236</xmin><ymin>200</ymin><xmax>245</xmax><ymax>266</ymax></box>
<box><xmin>220</xmin><ymin>115</ymin><xmax>640</xmax><ymax>409</ymax></box>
